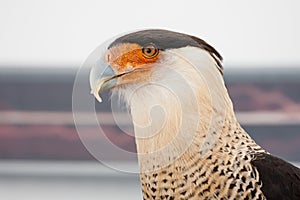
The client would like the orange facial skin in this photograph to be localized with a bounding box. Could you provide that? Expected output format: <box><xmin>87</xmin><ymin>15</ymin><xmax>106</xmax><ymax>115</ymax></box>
<box><xmin>105</xmin><ymin>43</ymin><xmax>160</xmax><ymax>73</ymax></box>
<box><xmin>104</xmin><ymin>43</ymin><xmax>160</xmax><ymax>85</ymax></box>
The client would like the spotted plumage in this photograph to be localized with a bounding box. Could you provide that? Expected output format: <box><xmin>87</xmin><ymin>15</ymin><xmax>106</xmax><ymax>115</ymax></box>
<box><xmin>90</xmin><ymin>29</ymin><xmax>300</xmax><ymax>200</ymax></box>
<box><xmin>139</xmin><ymin>117</ymin><xmax>267</xmax><ymax>200</ymax></box>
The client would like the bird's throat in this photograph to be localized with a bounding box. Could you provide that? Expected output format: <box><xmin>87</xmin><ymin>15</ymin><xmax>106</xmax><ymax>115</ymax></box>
<box><xmin>128</xmin><ymin>81</ymin><xmax>237</xmax><ymax>174</ymax></box>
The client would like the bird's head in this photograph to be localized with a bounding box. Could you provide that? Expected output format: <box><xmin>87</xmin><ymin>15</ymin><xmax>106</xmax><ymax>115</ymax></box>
<box><xmin>90</xmin><ymin>29</ymin><xmax>224</xmax><ymax>106</ymax></box>
<box><xmin>90</xmin><ymin>29</ymin><xmax>236</xmax><ymax>170</ymax></box>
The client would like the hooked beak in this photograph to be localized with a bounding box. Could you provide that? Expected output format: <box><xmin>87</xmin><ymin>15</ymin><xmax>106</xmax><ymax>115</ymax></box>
<box><xmin>90</xmin><ymin>55</ymin><xmax>153</xmax><ymax>103</ymax></box>
<box><xmin>89</xmin><ymin>60</ymin><xmax>119</xmax><ymax>103</ymax></box>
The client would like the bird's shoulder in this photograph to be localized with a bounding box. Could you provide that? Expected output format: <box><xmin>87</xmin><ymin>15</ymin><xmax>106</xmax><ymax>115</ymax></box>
<box><xmin>251</xmin><ymin>153</ymin><xmax>300</xmax><ymax>200</ymax></box>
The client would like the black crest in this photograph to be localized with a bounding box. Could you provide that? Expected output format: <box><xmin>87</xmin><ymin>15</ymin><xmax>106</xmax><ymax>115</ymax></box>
<box><xmin>109</xmin><ymin>29</ymin><xmax>223</xmax><ymax>73</ymax></box>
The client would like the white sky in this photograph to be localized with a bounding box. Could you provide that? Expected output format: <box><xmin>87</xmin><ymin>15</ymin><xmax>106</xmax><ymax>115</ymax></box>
<box><xmin>0</xmin><ymin>0</ymin><xmax>299</xmax><ymax>68</ymax></box>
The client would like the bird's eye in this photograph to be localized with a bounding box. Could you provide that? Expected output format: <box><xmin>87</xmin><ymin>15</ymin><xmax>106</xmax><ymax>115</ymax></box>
<box><xmin>142</xmin><ymin>45</ymin><xmax>159</xmax><ymax>58</ymax></box>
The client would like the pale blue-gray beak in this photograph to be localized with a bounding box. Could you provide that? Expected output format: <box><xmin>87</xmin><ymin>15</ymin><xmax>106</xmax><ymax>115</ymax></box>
<box><xmin>89</xmin><ymin>59</ymin><xmax>118</xmax><ymax>102</ymax></box>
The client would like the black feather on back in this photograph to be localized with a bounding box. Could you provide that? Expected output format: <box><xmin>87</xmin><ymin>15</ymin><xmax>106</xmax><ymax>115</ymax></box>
<box><xmin>251</xmin><ymin>153</ymin><xmax>300</xmax><ymax>200</ymax></box>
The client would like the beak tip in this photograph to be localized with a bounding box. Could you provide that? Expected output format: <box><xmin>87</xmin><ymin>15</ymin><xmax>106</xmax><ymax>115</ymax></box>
<box><xmin>91</xmin><ymin>89</ymin><xmax>103</xmax><ymax>103</ymax></box>
<box><xmin>95</xmin><ymin>95</ymin><xmax>103</xmax><ymax>103</ymax></box>
<box><xmin>90</xmin><ymin>64</ymin><xmax>116</xmax><ymax>104</ymax></box>
<box><xmin>90</xmin><ymin>92</ymin><xmax>102</xmax><ymax>103</ymax></box>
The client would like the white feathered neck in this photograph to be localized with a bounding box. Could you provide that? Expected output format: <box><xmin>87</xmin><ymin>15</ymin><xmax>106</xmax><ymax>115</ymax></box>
<box><xmin>117</xmin><ymin>46</ymin><xmax>237</xmax><ymax>173</ymax></box>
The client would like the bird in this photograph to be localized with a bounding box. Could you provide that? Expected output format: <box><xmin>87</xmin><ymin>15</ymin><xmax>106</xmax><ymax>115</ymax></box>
<box><xmin>89</xmin><ymin>29</ymin><xmax>300</xmax><ymax>200</ymax></box>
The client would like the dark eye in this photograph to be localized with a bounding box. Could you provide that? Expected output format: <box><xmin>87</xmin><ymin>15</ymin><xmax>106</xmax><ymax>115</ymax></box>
<box><xmin>142</xmin><ymin>44</ymin><xmax>159</xmax><ymax>58</ymax></box>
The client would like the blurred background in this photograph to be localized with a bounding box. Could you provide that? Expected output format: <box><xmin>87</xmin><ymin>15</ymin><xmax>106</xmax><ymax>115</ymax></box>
<box><xmin>0</xmin><ymin>0</ymin><xmax>300</xmax><ymax>199</ymax></box>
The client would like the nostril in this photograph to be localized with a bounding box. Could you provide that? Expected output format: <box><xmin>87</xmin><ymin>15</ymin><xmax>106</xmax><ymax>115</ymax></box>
<box><xmin>105</xmin><ymin>52</ymin><xmax>111</xmax><ymax>62</ymax></box>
